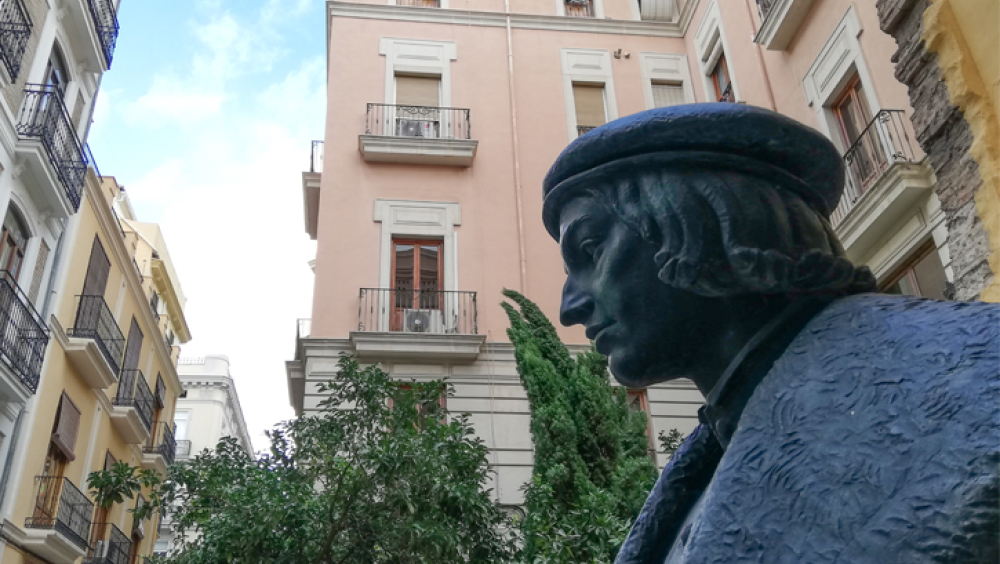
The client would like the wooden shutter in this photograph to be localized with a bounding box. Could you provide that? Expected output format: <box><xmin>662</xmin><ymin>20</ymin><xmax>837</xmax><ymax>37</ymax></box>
<box><xmin>81</xmin><ymin>236</ymin><xmax>110</xmax><ymax>297</ymax></box>
<box><xmin>651</xmin><ymin>83</ymin><xmax>685</xmax><ymax>108</ymax></box>
<box><xmin>27</xmin><ymin>239</ymin><xmax>49</xmax><ymax>305</ymax></box>
<box><xmin>573</xmin><ymin>84</ymin><xmax>606</xmax><ymax>127</ymax></box>
<box><xmin>50</xmin><ymin>392</ymin><xmax>81</xmax><ymax>461</ymax></box>
<box><xmin>123</xmin><ymin>317</ymin><xmax>143</xmax><ymax>371</ymax></box>
<box><xmin>395</xmin><ymin>76</ymin><xmax>440</xmax><ymax>107</ymax></box>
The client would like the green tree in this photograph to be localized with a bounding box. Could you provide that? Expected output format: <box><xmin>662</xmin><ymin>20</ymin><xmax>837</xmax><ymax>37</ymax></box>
<box><xmin>162</xmin><ymin>354</ymin><xmax>518</xmax><ymax>564</ymax></box>
<box><xmin>501</xmin><ymin>289</ymin><xmax>658</xmax><ymax>563</ymax></box>
<box><xmin>87</xmin><ymin>461</ymin><xmax>163</xmax><ymax>520</ymax></box>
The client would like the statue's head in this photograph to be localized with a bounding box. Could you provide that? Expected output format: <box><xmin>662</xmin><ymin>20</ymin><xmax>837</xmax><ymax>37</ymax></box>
<box><xmin>543</xmin><ymin>104</ymin><xmax>876</xmax><ymax>388</ymax></box>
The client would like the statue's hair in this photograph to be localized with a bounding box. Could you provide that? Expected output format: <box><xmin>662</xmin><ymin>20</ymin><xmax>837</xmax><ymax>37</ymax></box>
<box><xmin>581</xmin><ymin>166</ymin><xmax>877</xmax><ymax>297</ymax></box>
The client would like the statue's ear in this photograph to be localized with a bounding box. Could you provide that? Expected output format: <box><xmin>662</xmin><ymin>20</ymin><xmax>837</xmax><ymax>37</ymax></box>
<box><xmin>656</xmin><ymin>252</ymin><xmax>699</xmax><ymax>289</ymax></box>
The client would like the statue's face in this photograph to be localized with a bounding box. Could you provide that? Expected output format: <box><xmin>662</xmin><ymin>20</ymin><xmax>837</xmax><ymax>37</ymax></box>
<box><xmin>558</xmin><ymin>195</ymin><xmax>724</xmax><ymax>388</ymax></box>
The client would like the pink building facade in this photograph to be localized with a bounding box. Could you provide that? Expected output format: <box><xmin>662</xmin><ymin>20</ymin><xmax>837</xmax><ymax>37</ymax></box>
<box><xmin>288</xmin><ymin>0</ymin><xmax>947</xmax><ymax>505</ymax></box>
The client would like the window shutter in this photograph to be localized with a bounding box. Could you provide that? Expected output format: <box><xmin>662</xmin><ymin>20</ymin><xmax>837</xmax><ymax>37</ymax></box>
<box><xmin>51</xmin><ymin>392</ymin><xmax>81</xmax><ymax>461</ymax></box>
<box><xmin>123</xmin><ymin>317</ymin><xmax>143</xmax><ymax>371</ymax></box>
<box><xmin>27</xmin><ymin>239</ymin><xmax>49</xmax><ymax>305</ymax></box>
<box><xmin>651</xmin><ymin>83</ymin><xmax>685</xmax><ymax>108</ymax></box>
<box><xmin>81</xmin><ymin>236</ymin><xmax>110</xmax><ymax>297</ymax></box>
<box><xmin>395</xmin><ymin>76</ymin><xmax>441</xmax><ymax>107</ymax></box>
<box><xmin>573</xmin><ymin>84</ymin><xmax>606</xmax><ymax>127</ymax></box>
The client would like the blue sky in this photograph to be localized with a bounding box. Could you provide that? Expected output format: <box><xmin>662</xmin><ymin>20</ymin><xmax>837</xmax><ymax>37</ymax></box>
<box><xmin>88</xmin><ymin>0</ymin><xmax>327</xmax><ymax>449</ymax></box>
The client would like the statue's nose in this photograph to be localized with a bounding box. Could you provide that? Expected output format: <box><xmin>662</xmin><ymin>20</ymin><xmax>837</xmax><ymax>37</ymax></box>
<box><xmin>560</xmin><ymin>277</ymin><xmax>594</xmax><ymax>327</ymax></box>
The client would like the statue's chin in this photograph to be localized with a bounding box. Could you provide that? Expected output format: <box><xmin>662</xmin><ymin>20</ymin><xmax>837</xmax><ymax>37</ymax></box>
<box><xmin>608</xmin><ymin>359</ymin><xmax>679</xmax><ymax>389</ymax></box>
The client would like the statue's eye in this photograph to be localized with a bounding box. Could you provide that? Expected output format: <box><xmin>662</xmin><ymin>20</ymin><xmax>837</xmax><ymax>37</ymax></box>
<box><xmin>580</xmin><ymin>238</ymin><xmax>601</xmax><ymax>261</ymax></box>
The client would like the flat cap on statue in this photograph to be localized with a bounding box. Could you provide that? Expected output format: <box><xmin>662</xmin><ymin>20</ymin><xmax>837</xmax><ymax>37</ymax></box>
<box><xmin>541</xmin><ymin>103</ymin><xmax>845</xmax><ymax>239</ymax></box>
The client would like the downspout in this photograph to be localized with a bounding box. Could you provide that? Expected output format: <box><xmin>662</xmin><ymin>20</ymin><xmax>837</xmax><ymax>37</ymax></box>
<box><xmin>504</xmin><ymin>0</ymin><xmax>529</xmax><ymax>293</ymax></box>
<box><xmin>743</xmin><ymin>0</ymin><xmax>777</xmax><ymax>111</ymax></box>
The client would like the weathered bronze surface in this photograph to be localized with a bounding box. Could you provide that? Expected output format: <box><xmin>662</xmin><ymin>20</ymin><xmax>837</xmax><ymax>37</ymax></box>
<box><xmin>544</xmin><ymin>104</ymin><xmax>999</xmax><ymax>564</ymax></box>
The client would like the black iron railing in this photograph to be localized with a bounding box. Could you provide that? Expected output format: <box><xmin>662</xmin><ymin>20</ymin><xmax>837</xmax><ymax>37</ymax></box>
<box><xmin>153</xmin><ymin>373</ymin><xmax>166</xmax><ymax>409</ymax></box>
<box><xmin>310</xmin><ymin>140</ymin><xmax>324</xmax><ymax>173</ymax></box>
<box><xmin>365</xmin><ymin>104</ymin><xmax>472</xmax><ymax>140</ymax></box>
<box><xmin>26</xmin><ymin>476</ymin><xmax>93</xmax><ymax>551</ymax></box>
<box><xmin>718</xmin><ymin>83</ymin><xmax>735</xmax><ymax>103</ymax></box>
<box><xmin>68</xmin><ymin>295</ymin><xmax>125</xmax><ymax>376</ymax></box>
<box><xmin>0</xmin><ymin>0</ymin><xmax>32</xmax><ymax>81</ymax></box>
<box><xmin>175</xmin><ymin>440</ymin><xmax>192</xmax><ymax>457</ymax></box>
<box><xmin>577</xmin><ymin>125</ymin><xmax>598</xmax><ymax>137</ymax></box>
<box><xmin>143</xmin><ymin>422</ymin><xmax>176</xmax><ymax>466</ymax></box>
<box><xmin>114</xmin><ymin>369</ymin><xmax>154</xmax><ymax>432</ymax></box>
<box><xmin>755</xmin><ymin>0</ymin><xmax>775</xmax><ymax>21</ymax></box>
<box><xmin>85</xmin><ymin>0</ymin><xmax>119</xmax><ymax>68</ymax></box>
<box><xmin>565</xmin><ymin>0</ymin><xmax>594</xmax><ymax>17</ymax></box>
<box><xmin>17</xmin><ymin>85</ymin><xmax>89</xmax><ymax>211</ymax></box>
<box><xmin>358</xmin><ymin>288</ymin><xmax>478</xmax><ymax>334</ymax></box>
<box><xmin>85</xmin><ymin>523</ymin><xmax>130</xmax><ymax>564</ymax></box>
<box><xmin>396</xmin><ymin>0</ymin><xmax>441</xmax><ymax>6</ymax></box>
<box><xmin>0</xmin><ymin>271</ymin><xmax>48</xmax><ymax>393</ymax></box>
<box><xmin>831</xmin><ymin>109</ymin><xmax>918</xmax><ymax>226</ymax></box>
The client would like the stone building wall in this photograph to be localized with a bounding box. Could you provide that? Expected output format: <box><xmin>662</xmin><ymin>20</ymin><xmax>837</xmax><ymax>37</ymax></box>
<box><xmin>877</xmin><ymin>0</ymin><xmax>996</xmax><ymax>301</ymax></box>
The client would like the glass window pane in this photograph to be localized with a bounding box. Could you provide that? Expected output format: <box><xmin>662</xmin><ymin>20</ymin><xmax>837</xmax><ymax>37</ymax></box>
<box><xmin>394</xmin><ymin>244</ymin><xmax>415</xmax><ymax>290</ymax></box>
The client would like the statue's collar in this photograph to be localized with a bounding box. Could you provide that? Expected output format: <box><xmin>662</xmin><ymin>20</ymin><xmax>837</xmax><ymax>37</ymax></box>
<box><xmin>699</xmin><ymin>297</ymin><xmax>832</xmax><ymax>449</ymax></box>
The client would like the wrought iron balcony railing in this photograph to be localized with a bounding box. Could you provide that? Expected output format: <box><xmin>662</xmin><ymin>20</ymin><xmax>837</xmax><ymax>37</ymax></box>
<box><xmin>358</xmin><ymin>288</ymin><xmax>478</xmax><ymax>335</ymax></box>
<box><xmin>831</xmin><ymin>109</ymin><xmax>918</xmax><ymax>226</ymax></box>
<box><xmin>114</xmin><ymin>369</ymin><xmax>154</xmax><ymax>433</ymax></box>
<box><xmin>85</xmin><ymin>0</ymin><xmax>119</xmax><ymax>68</ymax></box>
<box><xmin>755</xmin><ymin>0</ymin><xmax>775</xmax><ymax>21</ymax></box>
<box><xmin>0</xmin><ymin>0</ymin><xmax>32</xmax><ymax>81</ymax></box>
<box><xmin>565</xmin><ymin>0</ymin><xmax>595</xmax><ymax>17</ymax></box>
<box><xmin>25</xmin><ymin>476</ymin><xmax>94</xmax><ymax>551</ymax></box>
<box><xmin>577</xmin><ymin>125</ymin><xmax>598</xmax><ymax>137</ymax></box>
<box><xmin>84</xmin><ymin>523</ymin><xmax>130</xmax><ymax>564</ymax></box>
<box><xmin>396</xmin><ymin>0</ymin><xmax>441</xmax><ymax>6</ymax></box>
<box><xmin>0</xmin><ymin>271</ymin><xmax>48</xmax><ymax>393</ymax></box>
<box><xmin>16</xmin><ymin>85</ymin><xmax>89</xmax><ymax>211</ymax></box>
<box><xmin>310</xmin><ymin>140</ymin><xmax>324</xmax><ymax>173</ymax></box>
<box><xmin>68</xmin><ymin>295</ymin><xmax>125</xmax><ymax>376</ymax></box>
<box><xmin>175</xmin><ymin>439</ymin><xmax>192</xmax><ymax>457</ymax></box>
<box><xmin>365</xmin><ymin>104</ymin><xmax>472</xmax><ymax>140</ymax></box>
<box><xmin>718</xmin><ymin>83</ymin><xmax>735</xmax><ymax>103</ymax></box>
<box><xmin>143</xmin><ymin>422</ymin><xmax>176</xmax><ymax>466</ymax></box>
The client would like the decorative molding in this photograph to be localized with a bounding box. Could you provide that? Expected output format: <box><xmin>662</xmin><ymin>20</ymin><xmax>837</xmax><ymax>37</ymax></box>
<box><xmin>692</xmin><ymin>0</ymin><xmax>739</xmax><ymax>101</ymax></box>
<box><xmin>349</xmin><ymin>332</ymin><xmax>486</xmax><ymax>362</ymax></box>
<box><xmin>379</xmin><ymin>37</ymin><xmax>457</xmax><ymax>107</ymax></box>
<box><xmin>358</xmin><ymin>135</ymin><xmax>478</xmax><ymax>166</ymax></box>
<box><xmin>560</xmin><ymin>48</ymin><xmax>617</xmax><ymax>142</ymax></box>
<box><xmin>373</xmin><ymin>198</ymin><xmax>461</xmax><ymax>294</ymax></box>
<box><xmin>639</xmin><ymin>52</ymin><xmax>696</xmax><ymax>108</ymax></box>
<box><xmin>754</xmin><ymin>0</ymin><xmax>816</xmax><ymax>51</ymax></box>
<box><xmin>329</xmin><ymin>0</ymin><xmax>701</xmax><ymax>38</ymax></box>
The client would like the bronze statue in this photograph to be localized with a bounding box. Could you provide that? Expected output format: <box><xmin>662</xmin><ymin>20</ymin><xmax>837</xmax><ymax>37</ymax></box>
<box><xmin>543</xmin><ymin>103</ymin><xmax>999</xmax><ymax>564</ymax></box>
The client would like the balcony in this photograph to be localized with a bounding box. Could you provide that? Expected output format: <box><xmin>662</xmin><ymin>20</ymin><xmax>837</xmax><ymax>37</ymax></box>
<box><xmin>718</xmin><ymin>83</ymin><xmax>735</xmax><ymax>103</ymax></box>
<box><xmin>352</xmin><ymin>288</ymin><xmax>484</xmax><ymax>361</ymax></box>
<box><xmin>110</xmin><ymin>369</ymin><xmax>154</xmax><ymax>444</ymax></box>
<box><xmin>636</xmin><ymin>0</ymin><xmax>678</xmax><ymax>21</ymax></box>
<box><xmin>21</xmin><ymin>476</ymin><xmax>93</xmax><ymax>563</ymax></box>
<box><xmin>84</xmin><ymin>523</ymin><xmax>130</xmax><ymax>564</ymax></box>
<box><xmin>753</xmin><ymin>0</ymin><xmax>816</xmax><ymax>51</ymax></box>
<box><xmin>66</xmin><ymin>295</ymin><xmax>125</xmax><ymax>389</ymax></box>
<box><xmin>565</xmin><ymin>0</ymin><xmax>594</xmax><ymax>17</ymax></box>
<box><xmin>830</xmin><ymin>110</ymin><xmax>935</xmax><ymax>259</ymax></box>
<box><xmin>396</xmin><ymin>0</ymin><xmax>441</xmax><ymax>6</ymax></box>
<box><xmin>142</xmin><ymin>422</ymin><xmax>176</xmax><ymax>475</ymax></box>
<box><xmin>0</xmin><ymin>0</ymin><xmax>32</xmax><ymax>81</ymax></box>
<box><xmin>303</xmin><ymin>141</ymin><xmax>322</xmax><ymax>240</ymax></box>
<box><xmin>15</xmin><ymin>85</ymin><xmax>89</xmax><ymax>216</ymax></box>
<box><xmin>0</xmin><ymin>271</ymin><xmax>48</xmax><ymax>396</ymax></box>
<box><xmin>175</xmin><ymin>439</ymin><xmax>192</xmax><ymax>459</ymax></box>
<box><xmin>359</xmin><ymin>104</ymin><xmax>478</xmax><ymax>167</ymax></box>
<box><xmin>85</xmin><ymin>0</ymin><xmax>119</xmax><ymax>68</ymax></box>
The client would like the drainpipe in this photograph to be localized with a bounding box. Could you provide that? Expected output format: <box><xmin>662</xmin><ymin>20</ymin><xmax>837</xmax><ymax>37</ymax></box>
<box><xmin>743</xmin><ymin>0</ymin><xmax>777</xmax><ymax>111</ymax></box>
<box><xmin>504</xmin><ymin>0</ymin><xmax>529</xmax><ymax>293</ymax></box>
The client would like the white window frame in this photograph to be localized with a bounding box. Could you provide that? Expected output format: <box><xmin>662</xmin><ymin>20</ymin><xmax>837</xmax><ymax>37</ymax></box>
<box><xmin>379</xmin><ymin>38</ymin><xmax>456</xmax><ymax>109</ymax></box>
<box><xmin>556</xmin><ymin>0</ymin><xmax>604</xmax><ymax>18</ymax></box>
<box><xmin>639</xmin><ymin>52</ymin><xmax>696</xmax><ymax>109</ymax></box>
<box><xmin>693</xmin><ymin>0</ymin><xmax>739</xmax><ymax>103</ymax></box>
<box><xmin>561</xmin><ymin>48</ymin><xmax>618</xmax><ymax>141</ymax></box>
<box><xmin>801</xmin><ymin>6</ymin><xmax>881</xmax><ymax>152</ymax></box>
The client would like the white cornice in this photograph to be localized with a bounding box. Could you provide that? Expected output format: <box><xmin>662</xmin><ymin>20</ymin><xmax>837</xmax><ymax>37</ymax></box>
<box><xmin>327</xmin><ymin>0</ymin><xmax>699</xmax><ymax>38</ymax></box>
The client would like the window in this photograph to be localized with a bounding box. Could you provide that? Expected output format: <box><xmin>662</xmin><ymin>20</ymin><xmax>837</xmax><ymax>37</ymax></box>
<box><xmin>390</xmin><ymin>382</ymin><xmax>446</xmax><ymax>430</ymax></box>
<box><xmin>882</xmin><ymin>242</ymin><xmax>948</xmax><ymax>300</ymax></box>
<box><xmin>711</xmin><ymin>54</ymin><xmax>733</xmax><ymax>102</ymax></box>
<box><xmin>81</xmin><ymin>236</ymin><xmax>110</xmax><ymax>298</ymax></box>
<box><xmin>173</xmin><ymin>411</ymin><xmax>189</xmax><ymax>441</ymax></box>
<box><xmin>122</xmin><ymin>317</ymin><xmax>143</xmax><ymax>371</ymax></box>
<box><xmin>626</xmin><ymin>389</ymin><xmax>655</xmax><ymax>454</ymax></box>
<box><xmin>391</xmin><ymin>238</ymin><xmax>443</xmax><ymax>331</ymax></box>
<box><xmin>834</xmin><ymin>74</ymin><xmax>884</xmax><ymax>191</ymax></box>
<box><xmin>394</xmin><ymin>75</ymin><xmax>441</xmax><ymax>138</ymax></box>
<box><xmin>573</xmin><ymin>84</ymin><xmax>606</xmax><ymax>137</ymax></box>
<box><xmin>0</xmin><ymin>206</ymin><xmax>29</xmax><ymax>279</ymax></box>
<box><xmin>651</xmin><ymin>82</ymin><xmax>685</xmax><ymax>108</ymax></box>
<box><xmin>49</xmin><ymin>392</ymin><xmax>80</xmax><ymax>465</ymax></box>
<box><xmin>43</xmin><ymin>45</ymin><xmax>70</xmax><ymax>97</ymax></box>
<box><xmin>565</xmin><ymin>0</ymin><xmax>595</xmax><ymax>17</ymax></box>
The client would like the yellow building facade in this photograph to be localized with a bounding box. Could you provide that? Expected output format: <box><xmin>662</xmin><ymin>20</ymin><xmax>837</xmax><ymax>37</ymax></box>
<box><xmin>0</xmin><ymin>169</ymin><xmax>190</xmax><ymax>564</ymax></box>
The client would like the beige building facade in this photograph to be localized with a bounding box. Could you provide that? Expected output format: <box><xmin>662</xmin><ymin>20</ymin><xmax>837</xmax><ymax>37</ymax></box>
<box><xmin>289</xmin><ymin>0</ymin><xmax>956</xmax><ymax>505</ymax></box>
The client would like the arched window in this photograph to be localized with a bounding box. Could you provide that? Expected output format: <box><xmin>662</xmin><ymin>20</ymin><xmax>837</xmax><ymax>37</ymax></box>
<box><xmin>0</xmin><ymin>206</ymin><xmax>30</xmax><ymax>279</ymax></box>
<box><xmin>44</xmin><ymin>44</ymin><xmax>70</xmax><ymax>97</ymax></box>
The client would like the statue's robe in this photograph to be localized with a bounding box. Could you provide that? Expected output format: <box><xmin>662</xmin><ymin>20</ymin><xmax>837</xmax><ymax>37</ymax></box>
<box><xmin>617</xmin><ymin>294</ymin><xmax>1000</xmax><ymax>564</ymax></box>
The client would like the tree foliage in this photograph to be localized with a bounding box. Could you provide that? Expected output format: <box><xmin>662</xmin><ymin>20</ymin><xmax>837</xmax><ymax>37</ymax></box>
<box><xmin>162</xmin><ymin>355</ymin><xmax>517</xmax><ymax>564</ymax></box>
<box><xmin>88</xmin><ymin>461</ymin><xmax>162</xmax><ymax>521</ymax></box>
<box><xmin>501</xmin><ymin>289</ymin><xmax>658</xmax><ymax>563</ymax></box>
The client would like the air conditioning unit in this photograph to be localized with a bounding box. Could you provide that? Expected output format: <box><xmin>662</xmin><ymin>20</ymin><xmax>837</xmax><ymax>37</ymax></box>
<box><xmin>402</xmin><ymin>309</ymin><xmax>444</xmax><ymax>333</ymax></box>
<box><xmin>396</xmin><ymin>119</ymin><xmax>439</xmax><ymax>138</ymax></box>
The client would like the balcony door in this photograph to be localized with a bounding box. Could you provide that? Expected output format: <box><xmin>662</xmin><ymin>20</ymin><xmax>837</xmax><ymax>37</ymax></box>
<box><xmin>834</xmin><ymin>76</ymin><xmax>885</xmax><ymax>191</ymax></box>
<box><xmin>394</xmin><ymin>75</ymin><xmax>441</xmax><ymax>138</ymax></box>
<box><xmin>0</xmin><ymin>206</ymin><xmax>29</xmax><ymax>280</ymax></box>
<box><xmin>390</xmin><ymin>238</ymin><xmax>443</xmax><ymax>331</ymax></box>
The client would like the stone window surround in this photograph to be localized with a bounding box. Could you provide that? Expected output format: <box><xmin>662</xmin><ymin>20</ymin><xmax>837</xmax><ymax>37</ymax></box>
<box><xmin>555</xmin><ymin>0</ymin><xmax>605</xmax><ymax>19</ymax></box>
<box><xmin>693</xmin><ymin>0</ymin><xmax>739</xmax><ymax>103</ymax></box>
<box><xmin>639</xmin><ymin>52</ymin><xmax>696</xmax><ymax>109</ymax></box>
<box><xmin>378</xmin><ymin>37</ymin><xmax>457</xmax><ymax>109</ymax></box>
<box><xmin>373</xmin><ymin>199</ymin><xmax>461</xmax><ymax>293</ymax></box>
<box><xmin>560</xmin><ymin>48</ymin><xmax>619</xmax><ymax>142</ymax></box>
